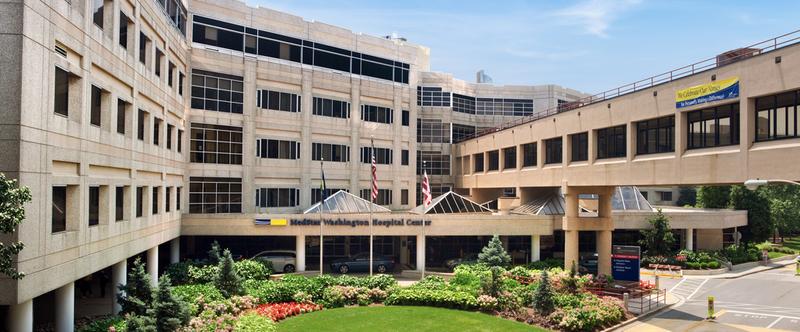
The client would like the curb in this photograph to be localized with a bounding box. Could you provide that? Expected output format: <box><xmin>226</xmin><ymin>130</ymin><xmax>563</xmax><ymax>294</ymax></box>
<box><xmin>602</xmin><ymin>294</ymin><xmax>682</xmax><ymax>332</ymax></box>
<box><xmin>719</xmin><ymin>258</ymin><xmax>797</xmax><ymax>279</ymax></box>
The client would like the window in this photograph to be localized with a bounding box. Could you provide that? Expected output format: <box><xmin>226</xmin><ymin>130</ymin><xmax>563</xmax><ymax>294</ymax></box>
<box><xmin>636</xmin><ymin>115</ymin><xmax>675</xmax><ymax>155</ymax></box>
<box><xmin>190</xmin><ymin>123</ymin><xmax>244</xmax><ymax>164</ymax></box>
<box><xmin>452</xmin><ymin>124</ymin><xmax>476</xmax><ymax>143</ymax></box>
<box><xmin>92</xmin><ymin>0</ymin><xmax>104</xmax><ymax>28</ymax></box>
<box><xmin>255</xmin><ymin>188</ymin><xmax>300</xmax><ymax>208</ymax></box>
<box><xmin>311</xmin><ymin>188</ymin><xmax>348</xmax><ymax>203</ymax></box>
<box><xmin>312</xmin><ymin>143</ymin><xmax>349</xmax><ymax>162</ymax></box>
<box><xmin>176</xmin><ymin>187</ymin><xmax>181</xmax><ymax>211</ymax></box>
<box><xmin>503</xmin><ymin>147</ymin><xmax>517</xmax><ymax>170</ymax></box>
<box><xmin>659</xmin><ymin>191</ymin><xmax>673</xmax><ymax>201</ymax></box>
<box><xmin>571</xmin><ymin>132</ymin><xmax>588</xmax><ymax>162</ymax></box>
<box><xmin>189</xmin><ymin>177</ymin><xmax>242</xmax><ymax>213</ymax></box>
<box><xmin>177</xmin><ymin>130</ymin><xmax>183</xmax><ymax>153</ymax></box>
<box><xmin>476</xmin><ymin>98</ymin><xmax>534</xmax><ymax>116</ymax></box>
<box><xmin>119</xmin><ymin>12</ymin><xmax>130</xmax><ymax>49</ymax></box>
<box><xmin>756</xmin><ymin>90</ymin><xmax>799</xmax><ymax>142</ymax></box>
<box><xmin>117</xmin><ymin>99</ymin><xmax>128</xmax><ymax>134</ymax></box>
<box><xmin>597</xmin><ymin>125</ymin><xmax>627</xmax><ymax>159</ymax></box>
<box><xmin>641</xmin><ymin>191</ymin><xmax>649</xmax><ymax>200</ymax></box>
<box><xmin>401</xmin><ymin>150</ymin><xmax>409</xmax><ymax>166</ymax></box>
<box><xmin>417</xmin><ymin>87</ymin><xmax>451</xmax><ymax>107</ymax></box>
<box><xmin>361</xmin><ymin>105</ymin><xmax>393</xmax><ymax>124</ymax></box>
<box><xmin>360</xmin><ymin>189</ymin><xmax>392</xmax><ymax>205</ymax></box>
<box><xmin>154</xmin><ymin>0</ymin><xmax>187</xmax><ymax>35</ymax></box>
<box><xmin>136</xmin><ymin>187</ymin><xmax>143</xmax><ymax>217</ymax></box>
<box><xmin>453</xmin><ymin>94</ymin><xmax>476</xmax><ymax>114</ymax></box>
<box><xmin>178</xmin><ymin>72</ymin><xmax>185</xmax><ymax>95</ymax></box>
<box><xmin>473</xmin><ymin>153</ymin><xmax>484</xmax><ymax>172</ymax></box>
<box><xmin>401</xmin><ymin>189</ymin><xmax>409</xmax><ymax>205</ymax></box>
<box><xmin>139</xmin><ymin>32</ymin><xmax>149</xmax><ymax>65</ymax></box>
<box><xmin>168</xmin><ymin>62</ymin><xmax>175</xmax><ymax>87</ymax></box>
<box><xmin>54</xmin><ymin>67</ymin><xmax>70</xmax><ymax>116</ymax></box>
<box><xmin>166</xmin><ymin>187</ymin><xmax>171</xmax><ymax>212</ymax></box>
<box><xmin>361</xmin><ymin>147</ymin><xmax>392</xmax><ymax>164</ymax></box>
<box><xmin>687</xmin><ymin>103</ymin><xmax>740</xmax><ymax>149</ymax></box>
<box><xmin>402</xmin><ymin>110</ymin><xmax>409</xmax><ymax>126</ymax></box>
<box><xmin>256</xmin><ymin>139</ymin><xmax>300</xmax><ymax>160</ymax></box>
<box><xmin>52</xmin><ymin>186</ymin><xmax>66</xmax><ymax>233</ymax></box>
<box><xmin>417</xmin><ymin>119</ymin><xmax>450</xmax><ymax>143</ymax></box>
<box><xmin>522</xmin><ymin>142</ymin><xmax>537</xmax><ymax>167</ymax></box>
<box><xmin>152</xmin><ymin>187</ymin><xmax>159</xmax><ymax>215</ymax></box>
<box><xmin>258</xmin><ymin>89</ymin><xmax>301</xmax><ymax>113</ymax></box>
<box><xmin>545</xmin><ymin>137</ymin><xmax>563</xmax><ymax>165</ymax></box>
<box><xmin>89</xmin><ymin>186</ymin><xmax>100</xmax><ymax>226</ymax></box>
<box><xmin>115</xmin><ymin>186</ymin><xmax>124</xmax><ymax>221</ymax></box>
<box><xmin>137</xmin><ymin>109</ymin><xmax>146</xmax><ymax>140</ymax></box>
<box><xmin>153</xmin><ymin>118</ymin><xmax>161</xmax><ymax>146</ymax></box>
<box><xmin>416</xmin><ymin>184</ymin><xmax>451</xmax><ymax>205</ymax></box>
<box><xmin>191</xmin><ymin>70</ymin><xmax>244</xmax><ymax>114</ymax></box>
<box><xmin>487</xmin><ymin>150</ymin><xmax>499</xmax><ymax>171</ymax></box>
<box><xmin>417</xmin><ymin>151</ymin><xmax>450</xmax><ymax>175</ymax></box>
<box><xmin>167</xmin><ymin>124</ymin><xmax>173</xmax><ymax>149</ymax></box>
<box><xmin>312</xmin><ymin>97</ymin><xmax>349</xmax><ymax>118</ymax></box>
<box><xmin>155</xmin><ymin>48</ymin><xmax>163</xmax><ymax>76</ymax></box>
<box><xmin>90</xmin><ymin>85</ymin><xmax>102</xmax><ymax>127</ymax></box>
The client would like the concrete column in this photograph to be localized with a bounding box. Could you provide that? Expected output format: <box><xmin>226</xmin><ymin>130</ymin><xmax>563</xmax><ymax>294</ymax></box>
<box><xmin>597</xmin><ymin>230</ymin><xmax>612</xmax><ymax>276</ymax></box>
<box><xmin>112</xmin><ymin>259</ymin><xmax>127</xmax><ymax>314</ymax></box>
<box><xmin>8</xmin><ymin>299</ymin><xmax>33</xmax><ymax>332</ymax></box>
<box><xmin>416</xmin><ymin>234</ymin><xmax>426</xmax><ymax>271</ymax></box>
<box><xmin>686</xmin><ymin>228</ymin><xmax>694</xmax><ymax>251</ymax></box>
<box><xmin>564</xmin><ymin>230</ymin><xmax>579</xmax><ymax>271</ymax></box>
<box><xmin>531</xmin><ymin>235</ymin><xmax>541</xmax><ymax>262</ymax></box>
<box><xmin>170</xmin><ymin>238</ymin><xmax>180</xmax><ymax>264</ymax></box>
<box><xmin>295</xmin><ymin>235</ymin><xmax>306</xmax><ymax>272</ymax></box>
<box><xmin>147</xmin><ymin>246</ymin><xmax>158</xmax><ymax>285</ymax></box>
<box><xmin>55</xmin><ymin>282</ymin><xmax>74</xmax><ymax>332</ymax></box>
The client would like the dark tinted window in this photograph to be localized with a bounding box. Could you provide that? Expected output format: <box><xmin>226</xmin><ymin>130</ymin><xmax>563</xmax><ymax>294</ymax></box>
<box><xmin>571</xmin><ymin>132</ymin><xmax>588</xmax><ymax>162</ymax></box>
<box><xmin>597</xmin><ymin>125</ymin><xmax>627</xmax><ymax>159</ymax></box>
<box><xmin>52</xmin><ymin>187</ymin><xmax>66</xmax><ymax>232</ymax></box>
<box><xmin>545</xmin><ymin>137</ymin><xmax>563</xmax><ymax>165</ymax></box>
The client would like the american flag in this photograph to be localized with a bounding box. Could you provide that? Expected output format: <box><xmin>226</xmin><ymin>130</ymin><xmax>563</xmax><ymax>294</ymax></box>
<box><xmin>422</xmin><ymin>169</ymin><xmax>432</xmax><ymax>208</ymax></box>
<box><xmin>370</xmin><ymin>141</ymin><xmax>378</xmax><ymax>202</ymax></box>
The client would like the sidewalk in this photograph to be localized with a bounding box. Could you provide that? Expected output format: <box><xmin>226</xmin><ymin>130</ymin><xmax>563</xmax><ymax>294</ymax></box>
<box><xmin>684</xmin><ymin>256</ymin><xmax>797</xmax><ymax>280</ymax></box>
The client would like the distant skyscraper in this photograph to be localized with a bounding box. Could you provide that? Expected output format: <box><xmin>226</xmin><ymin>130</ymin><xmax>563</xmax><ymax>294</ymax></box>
<box><xmin>476</xmin><ymin>70</ymin><xmax>493</xmax><ymax>83</ymax></box>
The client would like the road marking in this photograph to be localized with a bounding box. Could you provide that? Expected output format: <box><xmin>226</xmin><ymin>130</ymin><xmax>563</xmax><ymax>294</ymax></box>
<box><xmin>668</xmin><ymin>278</ymin><xmax>686</xmax><ymax>292</ymax></box>
<box><xmin>685</xmin><ymin>278</ymin><xmax>708</xmax><ymax>300</ymax></box>
<box><xmin>724</xmin><ymin>309</ymin><xmax>800</xmax><ymax>321</ymax></box>
<box><xmin>767</xmin><ymin>316</ymin><xmax>784</xmax><ymax>328</ymax></box>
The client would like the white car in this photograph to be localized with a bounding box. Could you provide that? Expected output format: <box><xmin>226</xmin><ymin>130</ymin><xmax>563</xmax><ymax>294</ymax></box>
<box><xmin>252</xmin><ymin>250</ymin><xmax>297</xmax><ymax>273</ymax></box>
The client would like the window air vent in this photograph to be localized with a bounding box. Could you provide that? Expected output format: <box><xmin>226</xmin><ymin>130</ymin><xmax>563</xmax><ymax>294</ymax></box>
<box><xmin>55</xmin><ymin>45</ymin><xmax>67</xmax><ymax>58</ymax></box>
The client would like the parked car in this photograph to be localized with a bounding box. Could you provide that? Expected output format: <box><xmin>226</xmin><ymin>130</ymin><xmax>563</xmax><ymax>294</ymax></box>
<box><xmin>252</xmin><ymin>250</ymin><xmax>297</xmax><ymax>273</ymax></box>
<box><xmin>579</xmin><ymin>253</ymin><xmax>598</xmax><ymax>275</ymax></box>
<box><xmin>330</xmin><ymin>253</ymin><xmax>395</xmax><ymax>274</ymax></box>
<box><xmin>445</xmin><ymin>253</ymin><xmax>479</xmax><ymax>270</ymax></box>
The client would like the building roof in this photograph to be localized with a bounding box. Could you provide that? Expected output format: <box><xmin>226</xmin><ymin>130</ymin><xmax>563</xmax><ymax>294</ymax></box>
<box><xmin>303</xmin><ymin>190</ymin><xmax>391</xmax><ymax>214</ymax></box>
<box><xmin>411</xmin><ymin>191</ymin><xmax>494</xmax><ymax>215</ymax></box>
<box><xmin>511</xmin><ymin>186</ymin><xmax>653</xmax><ymax>216</ymax></box>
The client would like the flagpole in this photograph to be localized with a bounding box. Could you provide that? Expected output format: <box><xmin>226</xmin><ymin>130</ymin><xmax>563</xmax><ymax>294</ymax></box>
<box><xmin>319</xmin><ymin>159</ymin><xmax>324</xmax><ymax>276</ymax></box>
<box><xmin>369</xmin><ymin>137</ymin><xmax>374</xmax><ymax>276</ymax></box>
<box><xmin>422</xmin><ymin>160</ymin><xmax>427</xmax><ymax>280</ymax></box>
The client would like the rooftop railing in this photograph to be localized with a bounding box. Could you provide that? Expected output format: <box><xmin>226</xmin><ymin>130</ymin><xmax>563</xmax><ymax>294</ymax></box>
<box><xmin>465</xmin><ymin>29</ymin><xmax>800</xmax><ymax>141</ymax></box>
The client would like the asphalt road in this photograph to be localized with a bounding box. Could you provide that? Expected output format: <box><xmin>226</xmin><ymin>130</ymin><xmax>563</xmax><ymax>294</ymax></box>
<box><xmin>621</xmin><ymin>265</ymin><xmax>800</xmax><ymax>331</ymax></box>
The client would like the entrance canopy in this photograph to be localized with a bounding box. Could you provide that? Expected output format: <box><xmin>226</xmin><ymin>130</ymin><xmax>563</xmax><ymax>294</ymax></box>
<box><xmin>511</xmin><ymin>186</ymin><xmax>653</xmax><ymax>216</ymax></box>
<box><xmin>303</xmin><ymin>190</ymin><xmax>391</xmax><ymax>214</ymax></box>
<box><xmin>411</xmin><ymin>191</ymin><xmax>494</xmax><ymax>215</ymax></box>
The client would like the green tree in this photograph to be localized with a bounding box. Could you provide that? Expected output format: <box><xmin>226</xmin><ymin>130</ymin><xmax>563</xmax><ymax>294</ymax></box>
<box><xmin>208</xmin><ymin>240</ymin><xmax>222</xmax><ymax>265</ymax></box>
<box><xmin>477</xmin><ymin>235</ymin><xmax>511</xmax><ymax>268</ymax></box>
<box><xmin>117</xmin><ymin>258</ymin><xmax>154</xmax><ymax>315</ymax></box>
<box><xmin>675</xmin><ymin>187</ymin><xmax>697</xmax><ymax>207</ymax></box>
<box><xmin>532</xmin><ymin>270</ymin><xmax>554</xmax><ymax>314</ymax></box>
<box><xmin>151</xmin><ymin>275</ymin><xmax>190</xmax><ymax>331</ymax></box>
<box><xmin>696</xmin><ymin>186</ymin><xmax>731</xmax><ymax>208</ymax></box>
<box><xmin>730</xmin><ymin>185</ymin><xmax>773</xmax><ymax>242</ymax></box>
<box><xmin>639</xmin><ymin>209</ymin><xmax>676</xmax><ymax>256</ymax></box>
<box><xmin>0</xmin><ymin>173</ymin><xmax>32</xmax><ymax>280</ymax></box>
<box><xmin>762</xmin><ymin>184</ymin><xmax>800</xmax><ymax>236</ymax></box>
<box><xmin>215</xmin><ymin>249</ymin><xmax>244</xmax><ymax>298</ymax></box>
<box><xmin>125</xmin><ymin>313</ymin><xmax>156</xmax><ymax>332</ymax></box>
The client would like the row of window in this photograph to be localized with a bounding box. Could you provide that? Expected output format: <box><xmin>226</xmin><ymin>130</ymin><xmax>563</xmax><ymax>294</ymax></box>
<box><xmin>755</xmin><ymin>89</ymin><xmax>800</xmax><ymax>141</ymax></box>
<box><xmin>191</xmin><ymin>70</ymin><xmax>245</xmax><ymax>114</ymax></box>
<box><xmin>192</xmin><ymin>15</ymin><xmax>410</xmax><ymax>84</ymax></box>
<box><xmin>52</xmin><ymin>184</ymin><xmax>180</xmax><ymax>233</ymax></box>
<box><xmin>417</xmin><ymin>151</ymin><xmax>450</xmax><ymax>175</ymax></box>
<box><xmin>256</xmin><ymin>139</ymin><xmax>301</xmax><ymax>160</ymax></box>
<box><xmin>417</xmin><ymin>86</ymin><xmax>535</xmax><ymax>116</ymax></box>
<box><xmin>257</xmin><ymin>89</ymin><xmax>301</xmax><ymax>113</ymax></box>
<box><xmin>417</xmin><ymin>119</ymin><xmax>451</xmax><ymax>143</ymax></box>
<box><xmin>190</xmin><ymin>123</ymin><xmax>243</xmax><ymax>164</ymax></box>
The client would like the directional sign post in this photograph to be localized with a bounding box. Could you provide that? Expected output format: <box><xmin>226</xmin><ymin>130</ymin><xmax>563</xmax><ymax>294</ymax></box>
<box><xmin>612</xmin><ymin>245</ymin><xmax>641</xmax><ymax>281</ymax></box>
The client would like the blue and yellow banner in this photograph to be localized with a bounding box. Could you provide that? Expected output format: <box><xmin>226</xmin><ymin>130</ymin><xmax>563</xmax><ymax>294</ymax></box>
<box><xmin>254</xmin><ymin>218</ymin><xmax>287</xmax><ymax>226</ymax></box>
<box><xmin>676</xmin><ymin>77</ymin><xmax>739</xmax><ymax>108</ymax></box>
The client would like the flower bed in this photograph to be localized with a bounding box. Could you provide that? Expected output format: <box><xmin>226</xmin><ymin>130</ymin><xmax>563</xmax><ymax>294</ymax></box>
<box><xmin>254</xmin><ymin>302</ymin><xmax>323</xmax><ymax>321</ymax></box>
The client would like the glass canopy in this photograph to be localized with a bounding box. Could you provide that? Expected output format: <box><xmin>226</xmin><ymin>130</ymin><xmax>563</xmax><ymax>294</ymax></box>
<box><xmin>303</xmin><ymin>190</ymin><xmax>391</xmax><ymax>214</ymax></box>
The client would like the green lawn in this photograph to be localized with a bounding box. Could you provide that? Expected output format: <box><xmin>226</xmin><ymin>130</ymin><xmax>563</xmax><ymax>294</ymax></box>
<box><xmin>277</xmin><ymin>306</ymin><xmax>547</xmax><ymax>332</ymax></box>
<box><xmin>781</xmin><ymin>238</ymin><xmax>800</xmax><ymax>252</ymax></box>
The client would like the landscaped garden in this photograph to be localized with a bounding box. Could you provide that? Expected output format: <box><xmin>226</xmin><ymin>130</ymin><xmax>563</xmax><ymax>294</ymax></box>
<box><xmin>77</xmin><ymin>236</ymin><xmax>633</xmax><ymax>332</ymax></box>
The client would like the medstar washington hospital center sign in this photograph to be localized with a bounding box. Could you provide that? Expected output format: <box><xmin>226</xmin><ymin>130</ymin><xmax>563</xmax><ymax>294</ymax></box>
<box><xmin>612</xmin><ymin>245</ymin><xmax>641</xmax><ymax>281</ymax></box>
<box><xmin>254</xmin><ymin>217</ymin><xmax>431</xmax><ymax>228</ymax></box>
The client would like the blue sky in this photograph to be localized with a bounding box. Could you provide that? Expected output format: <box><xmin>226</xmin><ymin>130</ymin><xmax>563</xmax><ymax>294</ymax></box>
<box><xmin>247</xmin><ymin>0</ymin><xmax>799</xmax><ymax>93</ymax></box>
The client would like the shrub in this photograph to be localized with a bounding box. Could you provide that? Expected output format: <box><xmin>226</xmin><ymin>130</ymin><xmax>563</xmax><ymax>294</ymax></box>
<box><xmin>292</xmin><ymin>291</ymin><xmax>313</xmax><ymax>304</ymax></box>
<box><xmin>216</xmin><ymin>249</ymin><xmax>245</xmax><ymax>298</ymax></box>
<box><xmin>321</xmin><ymin>285</ymin><xmax>369</xmax><ymax>308</ymax></box>
<box><xmin>165</xmin><ymin>261</ymin><xmax>195</xmax><ymax>285</ymax></box>
<box><xmin>234</xmin><ymin>259</ymin><xmax>270</xmax><ymax>281</ymax></box>
<box><xmin>476</xmin><ymin>295</ymin><xmax>498</xmax><ymax>312</ymax></box>
<box><xmin>415</xmin><ymin>275</ymin><xmax>447</xmax><ymax>290</ymax></box>
<box><xmin>254</xmin><ymin>302</ymin><xmax>323</xmax><ymax>322</ymax></box>
<box><xmin>233</xmin><ymin>313</ymin><xmax>276</xmax><ymax>332</ymax></box>
<box><xmin>367</xmin><ymin>288</ymin><xmax>388</xmax><ymax>303</ymax></box>
<box><xmin>477</xmin><ymin>235</ymin><xmax>512</xmax><ymax>268</ymax></box>
<box><xmin>188</xmin><ymin>265</ymin><xmax>220</xmax><ymax>284</ymax></box>
<box><xmin>117</xmin><ymin>258</ymin><xmax>153</xmax><ymax>316</ymax></box>
<box><xmin>244</xmin><ymin>280</ymin><xmax>295</xmax><ymax>303</ymax></box>
<box><xmin>126</xmin><ymin>314</ymin><xmax>156</xmax><ymax>332</ymax></box>
<box><xmin>171</xmin><ymin>284</ymin><xmax>224</xmax><ymax>314</ymax></box>
<box><xmin>480</xmin><ymin>266</ymin><xmax>504</xmax><ymax>297</ymax></box>
<box><xmin>547</xmin><ymin>295</ymin><xmax>626</xmax><ymax>332</ymax></box>
<box><xmin>151</xmin><ymin>275</ymin><xmax>190</xmax><ymax>332</ymax></box>
<box><xmin>525</xmin><ymin>258</ymin><xmax>564</xmax><ymax>270</ymax></box>
<box><xmin>77</xmin><ymin>316</ymin><xmax>125</xmax><ymax>332</ymax></box>
<box><xmin>532</xmin><ymin>270</ymin><xmax>555</xmax><ymax>314</ymax></box>
<box><xmin>385</xmin><ymin>288</ymin><xmax>477</xmax><ymax>309</ymax></box>
<box><xmin>208</xmin><ymin>241</ymin><xmax>222</xmax><ymax>266</ymax></box>
<box><xmin>708</xmin><ymin>261</ymin><xmax>721</xmax><ymax>269</ymax></box>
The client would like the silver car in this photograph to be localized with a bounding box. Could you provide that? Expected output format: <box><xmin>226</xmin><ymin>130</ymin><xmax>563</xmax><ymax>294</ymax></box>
<box><xmin>252</xmin><ymin>250</ymin><xmax>297</xmax><ymax>273</ymax></box>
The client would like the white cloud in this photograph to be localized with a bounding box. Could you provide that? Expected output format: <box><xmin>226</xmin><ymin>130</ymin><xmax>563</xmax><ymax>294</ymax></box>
<box><xmin>554</xmin><ymin>0</ymin><xmax>642</xmax><ymax>38</ymax></box>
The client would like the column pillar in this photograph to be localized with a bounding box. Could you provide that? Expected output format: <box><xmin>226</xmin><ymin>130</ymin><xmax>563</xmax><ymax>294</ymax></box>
<box><xmin>8</xmin><ymin>299</ymin><xmax>33</xmax><ymax>332</ymax></box>
<box><xmin>147</xmin><ymin>246</ymin><xmax>158</xmax><ymax>285</ymax></box>
<box><xmin>295</xmin><ymin>235</ymin><xmax>306</xmax><ymax>272</ymax></box>
<box><xmin>170</xmin><ymin>238</ymin><xmax>180</xmax><ymax>264</ymax></box>
<box><xmin>564</xmin><ymin>230</ymin><xmax>579</xmax><ymax>271</ymax></box>
<box><xmin>597</xmin><ymin>230</ymin><xmax>612</xmax><ymax>276</ymax></box>
<box><xmin>112</xmin><ymin>260</ymin><xmax>127</xmax><ymax>314</ymax></box>
<box><xmin>55</xmin><ymin>282</ymin><xmax>74</xmax><ymax>332</ymax></box>
<box><xmin>416</xmin><ymin>234</ymin><xmax>426</xmax><ymax>271</ymax></box>
<box><xmin>531</xmin><ymin>235</ymin><xmax>541</xmax><ymax>262</ymax></box>
<box><xmin>686</xmin><ymin>228</ymin><xmax>694</xmax><ymax>251</ymax></box>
